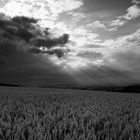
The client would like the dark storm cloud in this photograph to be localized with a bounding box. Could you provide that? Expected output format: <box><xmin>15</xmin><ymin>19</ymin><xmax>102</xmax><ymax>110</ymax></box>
<box><xmin>0</xmin><ymin>15</ymin><xmax>70</xmax><ymax>59</ymax></box>
<box><xmin>0</xmin><ymin>16</ymin><xmax>34</xmax><ymax>67</ymax></box>
<box><xmin>0</xmin><ymin>15</ymin><xmax>69</xmax><ymax>63</ymax></box>
<box><xmin>0</xmin><ymin>14</ymin><xmax>70</xmax><ymax>77</ymax></box>
<box><xmin>30</xmin><ymin>33</ymin><xmax>69</xmax><ymax>49</ymax></box>
<box><xmin>28</xmin><ymin>47</ymin><xmax>69</xmax><ymax>58</ymax></box>
<box><xmin>0</xmin><ymin>16</ymin><xmax>35</xmax><ymax>41</ymax></box>
<box><xmin>12</xmin><ymin>16</ymin><xmax>37</xmax><ymax>27</ymax></box>
<box><xmin>0</xmin><ymin>39</ymin><xmax>35</xmax><ymax>67</ymax></box>
<box><xmin>0</xmin><ymin>14</ymin><xmax>74</xmax><ymax>86</ymax></box>
<box><xmin>28</xmin><ymin>33</ymin><xmax>69</xmax><ymax>58</ymax></box>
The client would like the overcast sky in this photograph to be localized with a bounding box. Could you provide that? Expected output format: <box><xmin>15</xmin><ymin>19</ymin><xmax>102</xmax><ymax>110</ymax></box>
<box><xmin>0</xmin><ymin>0</ymin><xmax>140</xmax><ymax>86</ymax></box>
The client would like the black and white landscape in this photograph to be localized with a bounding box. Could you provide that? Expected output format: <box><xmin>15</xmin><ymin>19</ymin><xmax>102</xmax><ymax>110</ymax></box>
<box><xmin>0</xmin><ymin>0</ymin><xmax>140</xmax><ymax>139</ymax></box>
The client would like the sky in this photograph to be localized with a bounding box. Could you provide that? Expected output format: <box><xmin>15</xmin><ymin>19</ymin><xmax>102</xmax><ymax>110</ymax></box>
<box><xmin>0</xmin><ymin>0</ymin><xmax>140</xmax><ymax>86</ymax></box>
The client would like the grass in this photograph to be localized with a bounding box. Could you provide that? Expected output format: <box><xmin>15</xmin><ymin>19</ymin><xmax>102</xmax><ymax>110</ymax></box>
<box><xmin>0</xmin><ymin>87</ymin><xmax>140</xmax><ymax>140</ymax></box>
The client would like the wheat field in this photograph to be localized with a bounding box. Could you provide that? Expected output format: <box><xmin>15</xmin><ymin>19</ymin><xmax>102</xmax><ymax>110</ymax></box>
<box><xmin>0</xmin><ymin>87</ymin><xmax>140</xmax><ymax>140</ymax></box>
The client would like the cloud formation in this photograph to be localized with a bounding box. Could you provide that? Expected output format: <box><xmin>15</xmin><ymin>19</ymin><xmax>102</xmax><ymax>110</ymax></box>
<box><xmin>87</xmin><ymin>21</ymin><xmax>106</xmax><ymax>30</ymax></box>
<box><xmin>0</xmin><ymin>14</ymin><xmax>75</xmax><ymax>86</ymax></box>
<box><xmin>70</xmin><ymin>27</ymin><xmax>140</xmax><ymax>84</ymax></box>
<box><xmin>0</xmin><ymin>15</ymin><xmax>72</xmax><ymax>85</ymax></box>
<box><xmin>109</xmin><ymin>0</ymin><xmax>140</xmax><ymax>30</ymax></box>
<box><xmin>97</xmin><ymin>28</ymin><xmax>140</xmax><ymax>79</ymax></box>
<box><xmin>0</xmin><ymin>0</ymin><xmax>83</xmax><ymax>26</ymax></box>
<box><xmin>0</xmin><ymin>15</ymin><xmax>70</xmax><ymax>59</ymax></box>
<box><xmin>85</xmin><ymin>0</ymin><xmax>140</xmax><ymax>31</ymax></box>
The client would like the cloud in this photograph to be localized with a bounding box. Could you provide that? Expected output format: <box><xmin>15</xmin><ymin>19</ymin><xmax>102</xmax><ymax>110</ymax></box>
<box><xmin>109</xmin><ymin>0</ymin><xmax>140</xmax><ymax>30</ymax></box>
<box><xmin>29</xmin><ymin>33</ymin><xmax>70</xmax><ymax>58</ymax></box>
<box><xmin>60</xmin><ymin>27</ymin><xmax>140</xmax><ymax>85</ymax></box>
<box><xmin>0</xmin><ymin>16</ymin><xmax>37</xmax><ymax>41</ymax></box>
<box><xmin>29</xmin><ymin>46</ymin><xmax>69</xmax><ymax>58</ymax></box>
<box><xmin>109</xmin><ymin>19</ymin><xmax>126</xmax><ymax>28</ymax></box>
<box><xmin>132</xmin><ymin>0</ymin><xmax>140</xmax><ymax>4</ymax></box>
<box><xmin>30</xmin><ymin>33</ymin><xmax>69</xmax><ymax>49</ymax></box>
<box><xmin>0</xmin><ymin>16</ymin><xmax>40</xmax><ymax>66</ymax></box>
<box><xmin>69</xmin><ymin>26</ymin><xmax>99</xmax><ymax>47</ymax></box>
<box><xmin>0</xmin><ymin>15</ymin><xmax>71</xmax><ymax>85</ymax></box>
<box><xmin>125</xmin><ymin>4</ymin><xmax>140</xmax><ymax>20</ymax></box>
<box><xmin>48</xmin><ymin>55</ymin><xmax>101</xmax><ymax>71</ymax></box>
<box><xmin>96</xmin><ymin>28</ymin><xmax>140</xmax><ymax>80</ymax></box>
<box><xmin>87</xmin><ymin>21</ymin><xmax>106</xmax><ymax>30</ymax></box>
<box><xmin>0</xmin><ymin>0</ymin><xmax>83</xmax><ymax>25</ymax></box>
<box><xmin>0</xmin><ymin>15</ymin><xmax>75</xmax><ymax>86</ymax></box>
<box><xmin>0</xmin><ymin>15</ymin><xmax>70</xmax><ymax>58</ymax></box>
<box><xmin>0</xmin><ymin>39</ymin><xmax>34</xmax><ymax>68</ymax></box>
<box><xmin>102</xmin><ymin>28</ymin><xmax>140</xmax><ymax>49</ymax></box>
<box><xmin>71</xmin><ymin>27</ymin><xmax>140</xmax><ymax>85</ymax></box>
<box><xmin>70</xmin><ymin>11</ymin><xmax>87</xmax><ymax>22</ymax></box>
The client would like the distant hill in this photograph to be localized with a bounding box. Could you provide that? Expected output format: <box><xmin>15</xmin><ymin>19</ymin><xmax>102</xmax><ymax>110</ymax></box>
<box><xmin>79</xmin><ymin>84</ymin><xmax>140</xmax><ymax>93</ymax></box>
<box><xmin>52</xmin><ymin>84</ymin><xmax>140</xmax><ymax>93</ymax></box>
<box><xmin>0</xmin><ymin>83</ymin><xmax>19</xmax><ymax>87</ymax></box>
<box><xmin>121</xmin><ymin>85</ymin><xmax>140</xmax><ymax>93</ymax></box>
<box><xmin>0</xmin><ymin>82</ymin><xmax>140</xmax><ymax>93</ymax></box>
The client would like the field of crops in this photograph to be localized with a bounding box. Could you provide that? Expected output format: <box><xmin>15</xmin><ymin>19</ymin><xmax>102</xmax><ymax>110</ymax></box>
<box><xmin>0</xmin><ymin>87</ymin><xmax>140</xmax><ymax>140</ymax></box>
